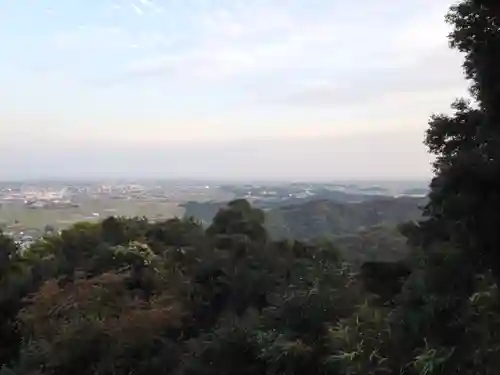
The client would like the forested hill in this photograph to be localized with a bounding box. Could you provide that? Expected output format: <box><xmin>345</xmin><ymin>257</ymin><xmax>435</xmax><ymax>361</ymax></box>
<box><xmin>178</xmin><ymin>190</ymin><xmax>418</xmax><ymax>227</ymax></box>
<box><xmin>266</xmin><ymin>196</ymin><xmax>426</xmax><ymax>241</ymax></box>
<box><xmin>182</xmin><ymin>196</ymin><xmax>426</xmax><ymax>241</ymax></box>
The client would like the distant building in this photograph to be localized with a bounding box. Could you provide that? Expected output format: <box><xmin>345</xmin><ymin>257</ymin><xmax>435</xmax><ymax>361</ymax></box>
<box><xmin>25</xmin><ymin>199</ymin><xmax>79</xmax><ymax>209</ymax></box>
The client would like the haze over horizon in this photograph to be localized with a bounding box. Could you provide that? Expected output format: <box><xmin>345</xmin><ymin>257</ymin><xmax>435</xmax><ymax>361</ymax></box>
<box><xmin>1</xmin><ymin>0</ymin><xmax>467</xmax><ymax>180</ymax></box>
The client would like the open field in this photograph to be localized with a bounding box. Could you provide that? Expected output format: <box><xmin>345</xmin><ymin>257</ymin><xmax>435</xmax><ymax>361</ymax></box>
<box><xmin>0</xmin><ymin>198</ymin><xmax>185</xmax><ymax>232</ymax></box>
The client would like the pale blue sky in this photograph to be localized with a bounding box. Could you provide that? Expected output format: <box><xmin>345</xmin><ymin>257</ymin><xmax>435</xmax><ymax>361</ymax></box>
<box><xmin>0</xmin><ymin>0</ymin><xmax>468</xmax><ymax>179</ymax></box>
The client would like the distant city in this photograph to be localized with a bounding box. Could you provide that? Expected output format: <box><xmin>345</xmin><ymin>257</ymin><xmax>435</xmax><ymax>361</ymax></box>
<box><xmin>0</xmin><ymin>179</ymin><xmax>428</xmax><ymax>250</ymax></box>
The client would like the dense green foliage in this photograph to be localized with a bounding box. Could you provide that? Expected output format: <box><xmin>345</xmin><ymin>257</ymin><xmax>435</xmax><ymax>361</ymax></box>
<box><xmin>0</xmin><ymin>209</ymin><xmax>363</xmax><ymax>375</ymax></box>
<box><xmin>1</xmin><ymin>1</ymin><xmax>500</xmax><ymax>373</ymax></box>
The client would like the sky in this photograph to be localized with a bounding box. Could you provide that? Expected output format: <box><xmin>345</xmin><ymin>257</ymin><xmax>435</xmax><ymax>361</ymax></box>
<box><xmin>0</xmin><ymin>0</ymin><xmax>469</xmax><ymax>180</ymax></box>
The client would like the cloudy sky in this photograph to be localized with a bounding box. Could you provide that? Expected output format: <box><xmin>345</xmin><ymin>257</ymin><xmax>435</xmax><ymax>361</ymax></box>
<box><xmin>0</xmin><ymin>0</ymin><xmax>468</xmax><ymax>180</ymax></box>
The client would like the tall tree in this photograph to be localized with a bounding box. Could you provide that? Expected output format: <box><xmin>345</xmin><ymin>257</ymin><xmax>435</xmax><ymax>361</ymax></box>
<box><xmin>0</xmin><ymin>232</ymin><xmax>23</xmax><ymax>367</ymax></box>
<box><xmin>424</xmin><ymin>0</ymin><xmax>500</xmax><ymax>280</ymax></box>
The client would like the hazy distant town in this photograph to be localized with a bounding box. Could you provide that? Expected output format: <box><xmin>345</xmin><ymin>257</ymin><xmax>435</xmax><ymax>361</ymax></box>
<box><xmin>0</xmin><ymin>179</ymin><xmax>428</xmax><ymax>250</ymax></box>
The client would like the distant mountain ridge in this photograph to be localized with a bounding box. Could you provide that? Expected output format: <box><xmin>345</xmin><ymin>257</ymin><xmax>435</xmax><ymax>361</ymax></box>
<box><xmin>182</xmin><ymin>194</ymin><xmax>426</xmax><ymax>241</ymax></box>
<box><xmin>265</xmin><ymin>196</ymin><xmax>426</xmax><ymax>241</ymax></box>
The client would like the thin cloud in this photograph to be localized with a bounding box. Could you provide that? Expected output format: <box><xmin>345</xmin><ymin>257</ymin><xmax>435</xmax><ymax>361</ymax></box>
<box><xmin>118</xmin><ymin>0</ymin><xmax>454</xmax><ymax>86</ymax></box>
<box><xmin>138</xmin><ymin>0</ymin><xmax>160</xmax><ymax>10</ymax></box>
<box><xmin>51</xmin><ymin>26</ymin><xmax>128</xmax><ymax>50</ymax></box>
<box><xmin>130</xmin><ymin>3</ymin><xmax>144</xmax><ymax>15</ymax></box>
<box><xmin>134</xmin><ymin>0</ymin><xmax>163</xmax><ymax>14</ymax></box>
<box><xmin>122</xmin><ymin>38</ymin><xmax>305</xmax><ymax>82</ymax></box>
<box><xmin>199</xmin><ymin>4</ymin><xmax>295</xmax><ymax>41</ymax></box>
<box><xmin>4</xmin><ymin>0</ymin><xmax>466</xmax><ymax>157</ymax></box>
<box><xmin>126</xmin><ymin>55</ymin><xmax>184</xmax><ymax>75</ymax></box>
<box><xmin>272</xmin><ymin>47</ymin><xmax>465</xmax><ymax>109</ymax></box>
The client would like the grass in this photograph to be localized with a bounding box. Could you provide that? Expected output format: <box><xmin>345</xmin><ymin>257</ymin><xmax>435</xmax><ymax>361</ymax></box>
<box><xmin>0</xmin><ymin>198</ymin><xmax>185</xmax><ymax>232</ymax></box>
